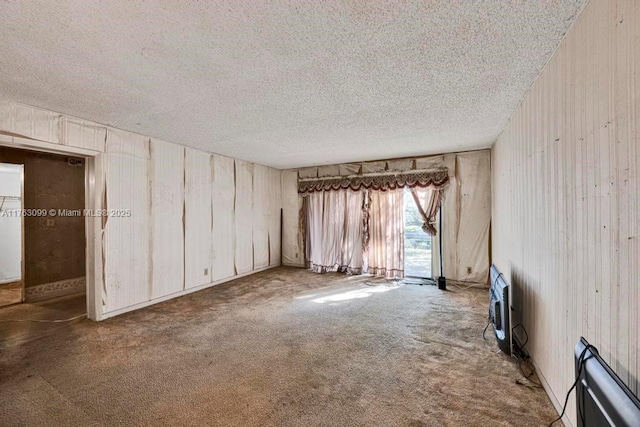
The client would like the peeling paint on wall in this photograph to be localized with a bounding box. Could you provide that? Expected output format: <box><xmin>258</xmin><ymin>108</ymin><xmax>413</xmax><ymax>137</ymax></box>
<box><xmin>212</xmin><ymin>155</ymin><xmax>237</xmax><ymax>281</ymax></box>
<box><xmin>234</xmin><ymin>160</ymin><xmax>254</xmax><ymax>275</ymax></box>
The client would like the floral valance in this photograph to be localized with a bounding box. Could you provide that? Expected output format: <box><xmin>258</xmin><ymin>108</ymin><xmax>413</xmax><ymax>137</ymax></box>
<box><xmin>298</xmin><ymin>168</ymin><xmax>449</xmax><ymax>194</ymax></box>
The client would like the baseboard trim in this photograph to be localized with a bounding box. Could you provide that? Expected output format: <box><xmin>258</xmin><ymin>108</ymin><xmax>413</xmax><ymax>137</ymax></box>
<box><xmin>100</xmin><ymin>264</ymin><xmax>280</xmax><ymax>320</ymax></box>
<box><xmin>530</xmin><ymin>356</ymin><xmax>574</xmax><ymax>427</ymax></box>
<box><xmin>25</xmin><ymin>277</ymin><xmax>86</xmax><ymax>302</ymax></box>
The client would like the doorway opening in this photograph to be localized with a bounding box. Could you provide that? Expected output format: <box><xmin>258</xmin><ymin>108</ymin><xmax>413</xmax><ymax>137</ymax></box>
<box><xmin>0</xmin><ymin>146</ymin><xmax>87</xmax><ymax>309</ymax></box>
<box><xmin>0</xmin><ymin>163</ymin><xmax>23</xmax><ymax>307</ymax></box>
<box><xmin>403</xmin><ymin>188</ymin><xmax>432</xmax><ymax>278</ymax></box>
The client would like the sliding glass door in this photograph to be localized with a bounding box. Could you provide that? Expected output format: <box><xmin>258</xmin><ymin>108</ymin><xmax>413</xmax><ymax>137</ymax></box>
<box><xmin>403</xmin><ymin>188</ymin><xmax>432</xmax><ymax>278</ymax></box>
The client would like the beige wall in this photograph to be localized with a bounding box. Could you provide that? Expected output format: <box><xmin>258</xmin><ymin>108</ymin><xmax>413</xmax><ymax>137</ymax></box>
<box><xmin>0</xmin><ymin>147</ymin><xmax>85</xmax><ymax>288</ymax></box>
<box><xmin>491</xmin><ymin>0</ymin><xmax>639</xmax><ymax>425</ymax></box>
<box><xmin>0</xmin><ymin>99</ymin><xmax>282</xmax><ymax>320</ymax></box>
<box><xmin>442</xmin><ymin>150</ymin><xmax>491</xmax><ymax>283</ymax></box>
<box><xmin>281</xmin><ymin>170</ymin><xmax>305</xmax><ymax>267</ymax></box>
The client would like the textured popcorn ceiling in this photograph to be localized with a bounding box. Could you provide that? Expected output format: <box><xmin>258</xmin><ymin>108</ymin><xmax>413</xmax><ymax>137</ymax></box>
<box><xmin>0</xmin><ymin>1</ymin><xmax>586</xmax><ymax>169</ymax></box>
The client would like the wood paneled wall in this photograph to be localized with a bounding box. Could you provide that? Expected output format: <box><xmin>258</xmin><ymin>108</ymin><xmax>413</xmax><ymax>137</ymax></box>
<box><xmin>0</xmin><ymin>99</ymin><xmax>283</xmax><ymax>320</ymax></box>
<box><xmin>491</xmin><ymin>0</ymin><xmax>639</xmax><ymax>425</ymax></box>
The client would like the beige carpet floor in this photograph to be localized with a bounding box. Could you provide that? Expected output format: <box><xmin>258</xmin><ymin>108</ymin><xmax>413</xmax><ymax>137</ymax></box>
<box><xmin>0</xmin><ymin>267</ymin><xmax>560</xmax><ymax>426</ymax></box>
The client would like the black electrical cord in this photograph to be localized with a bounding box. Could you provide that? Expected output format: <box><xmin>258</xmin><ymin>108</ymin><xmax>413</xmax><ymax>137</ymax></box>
<box><xmin>509</xmin><ymin>323</ymin><xmax>544</xmax><ymax>388</ymax></box>
<box><xmin>493</xmin><ymin>272</ymin><xmax>504</xmax><ymax>287</ymax></box>
<box><xmin>547</xmin><ymin>344</ymin><xmax>597</xmax><ymax>426</ymax></box>
<box><xmin>482</xmin><ymin>319</ymin><xmax>491</xmax><ymax>340</ymax></box>
<box><xmin>516</xmin><ymin>357</ymin><xmax>542</xmax><ymax>387</ymax></box>
<box><xmin>0</xmin><ymin>313</ymin><xmax>87</xmax><ymax>323</ymax></box>
<box><xmin>486</xmin><ymin>276</ymin><xmax>545</xmax><ymax>391</ymax></box>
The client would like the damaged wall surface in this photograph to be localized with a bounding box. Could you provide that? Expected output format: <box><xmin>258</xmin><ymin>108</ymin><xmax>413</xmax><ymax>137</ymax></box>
<box><xmin>0</xmin><ymin>99</ymin><xmax>282</xmax><ymax>319</ymax></box>
<box><xmin>281</xmin><ymin>170</ymin><xmax>305</xmax><ymax>267</ymax></box>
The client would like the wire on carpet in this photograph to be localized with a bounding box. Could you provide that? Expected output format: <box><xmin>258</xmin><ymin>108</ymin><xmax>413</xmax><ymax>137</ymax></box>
<box><xmin>516</xmin><ymin>358</ymin><xmax>542</xmax><ymax>388</ymax></box>
<box><xmin>485</xmin><ymin>277</ymin><xmax>543</xmax><ymax>389</ymax></box>
<box><xmin>0</xmin><ymin>313</ymin><xmax>87</xmax><ymax>323</ymax></box>
<box><xmin>510</xmin><ymin>324</ymin><xmax>543</xmax><ymax>388</ymax></box>
<box><xmin>515</xmin><ymin>379</ymin><xmax>542</xmax><ymax>389</ymax></box>
<box><xmin>403</xmin><ymin>278</ymin><xmax>438</xmax><ymax>286</ymax></box>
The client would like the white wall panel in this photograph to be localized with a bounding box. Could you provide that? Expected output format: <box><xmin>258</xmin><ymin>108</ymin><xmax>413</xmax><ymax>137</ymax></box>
<box><xmin>0</xmin><ymin>163</ymin><xmax>23</xmax><ymax>284</ymax></box>
<box><xmin>268</xmin><ymin>168</ymin><xmax>282</xmax><ymax>266</ymax></box>
<box><xmin>0</xmin><ymin>100</ymin><xmax>110</xmax><ymax>153</ymax></box>
<box><xmin>0</xmin><ymin>100</ymin><xmax>60</xmax><ymax>144</ymax></box>
<box><xmin>455</xmin><ymin>151</ymin><xmax>490</xmax><ymax>282</ymax></box>
<box><xmin>440</xmin><ymin>155</ymin><xmax>458</xmax><ymax>280</ymax></box>
<box><xmin>234</xmin><ymin>160</ymin><xmax>254</xmax><ymax>274</ymax></box>
<box><xmin>63</xmin><ymin>118</ymin><xmax>107</xmax><ymax>152</ymax></box>
<box><xmin>439</xmin><ymin>154</ymin><xmax>457</xmax><ymax>280</ymax></box>
<box><xmin>282</xmin><ymin>170</ymin><xmax>304</xmax><ymax>267</ymax></box>
<box><xmin>252</xmin><ymin>165</ymin><xmax>270</xmax><ymax>269</ymax></box>
<box><xmin>150</xmin><ymin>140</ymin><xmax>184</xmax><ymax>299</ymax></box>
<box><xmin>211</xmin><ymin>154</ymin><xmax>235</xmax><ymax>280</ymax></box>
<box><xmin>185</xmin><ymin>148</ymin><xmax>212</xmax><ymax>288</ymax></box>
<box><xmin>103</xmin><ymin>130</ymin><xmax>151</xmax><ymax>313</ymax></box>
<box><xmin>491</xmin><ymin>0</ymin><xmax>639</xmax><ymax>424</ymax></box>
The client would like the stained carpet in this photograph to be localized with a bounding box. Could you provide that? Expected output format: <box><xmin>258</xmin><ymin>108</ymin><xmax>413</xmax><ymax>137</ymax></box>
<box><xmin>0</xmin><ymin>267</ymin><xmax>560</xmax><ymax>426</ymax></box>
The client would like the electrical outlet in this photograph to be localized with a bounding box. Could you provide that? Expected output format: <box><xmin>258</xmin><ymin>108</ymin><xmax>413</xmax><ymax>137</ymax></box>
<box><xmin>466</xmin><ymin>266</ymin><xmax>472</xmax><ymax>274</ymax></box>
<box><xmin>204</xmin><ymin>268</ymin><xmax>208</xmax><ymax>276</ymax></box>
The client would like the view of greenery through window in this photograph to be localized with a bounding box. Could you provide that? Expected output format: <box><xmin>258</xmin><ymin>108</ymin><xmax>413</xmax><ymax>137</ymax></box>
<box><xmin>403</xmin><ymin>189</ymin><xmax>432</xmax><ymax>278</ymax></box>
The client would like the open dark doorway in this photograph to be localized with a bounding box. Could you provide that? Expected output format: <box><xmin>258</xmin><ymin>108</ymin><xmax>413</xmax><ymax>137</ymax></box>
<box><xmin>0</xmin><ymin>146</ymin><xmax>86</xmax><ymax>305</ymax></box>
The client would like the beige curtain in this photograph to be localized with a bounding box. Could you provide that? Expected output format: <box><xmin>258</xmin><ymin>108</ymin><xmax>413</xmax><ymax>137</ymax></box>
<box><xmin>305</xmin><ymin>190</ymin><xmax>364</xmax><ymax>274</ymax></box>
<box><xmin>367</xmin><ymin>190</ymin><xmax>404</xmax><ymax>279</ymax></box>
<box><xmin>410</xmin><ymin>187</ymin><xmax>444</xmax><ymax>236</ymax></box>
